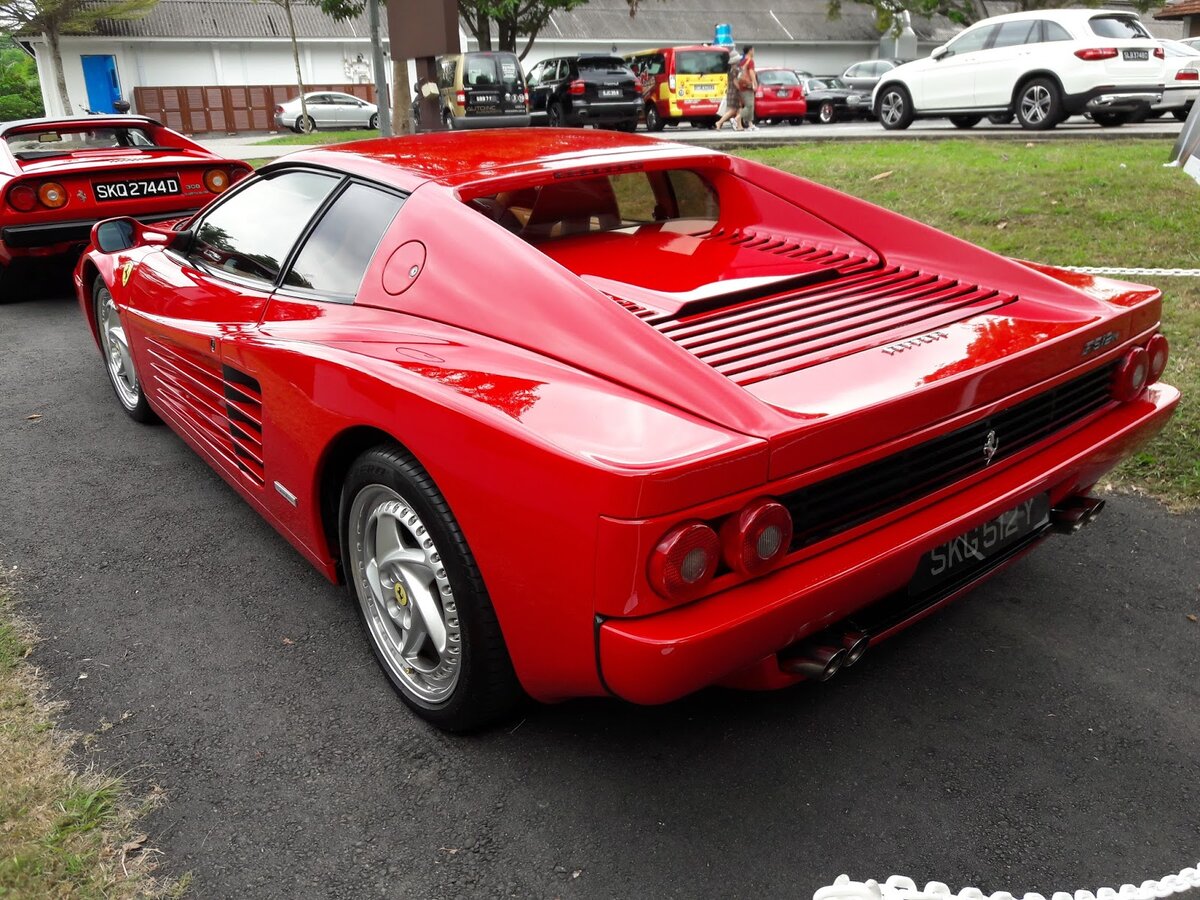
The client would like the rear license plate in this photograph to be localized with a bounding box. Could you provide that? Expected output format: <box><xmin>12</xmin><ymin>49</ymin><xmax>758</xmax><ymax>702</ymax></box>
<box><xmin>694</xmin><ymin>84</ymin><xmax>715</xmax><ymax>93</ymax></box>
<box><xmin>472</xmin><ymin>94</ymin><xmax>498</xmax><ymax>104</ymax></box>
<box><xmin>777</xmin><ymin>89</ymin><xmax>791</xmax><ymax>97</ymax></box>
<box><xmin>600</xmin><ymin>89</ymin><xmax>621</xmax><ymax>98</ymax></box>
<box><xmin>909</xmin><ymin>493</ymin><xmax>1050</xmax><ymax>594</ymax></box>
<box><xmin>1123</xmin><ymin>49</ymin><xmax>1149</xmax><ymax>61</ymax></box>
<box><xmin>94</xmin><ymin>177</ymin><xmax>180</xmax><ymax>202</ymax></box>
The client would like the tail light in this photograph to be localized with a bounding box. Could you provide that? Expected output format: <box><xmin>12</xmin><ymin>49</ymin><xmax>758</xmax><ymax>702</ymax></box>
<box><xmin>668</xmin><ymin>73</ymin><xmax>676</xmax><ymax>92</ymax></box>
<box><xmin>1154</xmin><ymin>46</ymin><xmax>1165</xmax><ymax>59</ymax></box>
<box><xmin>523</xmin><ymin>89</ymin><xmax>530</xmax><ymax>106</ymax></box>
<box><xmin>455</xmin><ymin>90</ymin><xmax>466</xmax><ymax>106</ymax></box>
<box><xmin>569</xmin><ymin>79</ymin><xmax>585</xmax><ymax>96</ymax></box>
<box><xmin>1175</xmin><ymin>68</ymin><xmax>1199</xmax><ymax>82</ymax></box>
<box><xmin>274</xmin><ymin>104</ymin><xmax>284</xmax><ymax>114</ymax></box>
<box><xmin>1075</xmin><ymin>47</ymin><xmax>1119</xmax><ymax>61</ymax></box>
<box><xmin>755</xmin><ymin>87</ymin><xmax>764</xmax><ymax>99</ymax></box>
<box><xmin>648</xmin><ymin>521</ymin><xmax>719</xmax><ymax>602</ymax></box>
<box><xmin>203</xmin><ymin>168</ymin><xmax>231</xmax><ymax>193</ymax></box>
<box><xmin>1112</xmin><ymin>347</ymin><xmax>1150</xmax><ymax>401</ymax></box>
<box><xmin>38</xmin><ymin>182</ymin><xmax>67</xmax><ymax>209</ymax></box>
<box><xmin>230</xmin><ymin>167</ymin><xmax>251</xmax><ymax>184</ymax></box>
<box><xmin>1146</xmin><ymin>333</ymin><xmax>1169</xmax><ymax>383</ymax></box>
<box><xmin>7</xmin><ymin>184</ymin><xmax>36</xmax><ymax>212</ymax></box>
<box><xmin>719</xmin><ymin>499</ymin><xmax>793</xmax><ymax>577</ymax></box>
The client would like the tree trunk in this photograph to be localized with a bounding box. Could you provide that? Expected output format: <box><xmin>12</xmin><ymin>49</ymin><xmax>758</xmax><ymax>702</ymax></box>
<box><xmin>283</xmin><ymin>0</ymin><xmax>309</xmax><ymax>130</ymax></box>
<box><xmin>46</xmin><ymin>27</ymin><xmax>71</xmax><ymax>116</ymax></box>
<box><xmin>474</xmin><ymin>10</ymin><xmax>492</xmax><ymax>51</ymax></box>
<box><xmin>393</xmin><ymin>58</ymin><xmax>413</xmax><ymax>135</ymax></box>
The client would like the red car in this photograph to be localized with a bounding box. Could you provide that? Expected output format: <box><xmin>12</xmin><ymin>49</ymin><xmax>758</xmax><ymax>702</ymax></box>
<box><xmin>76</xmin><ymin>129</ymin><xmax>1177</xmax><ymax>731</ymax></box>
<box><xmin>1</xmin><ymin>115</ymin><xmax>250</xmax><ymax>298</ymax></box>
<box><xmin>754</xmin><ymin>68</ymin><xmax>808</xmax><ymax>124</ymax></box>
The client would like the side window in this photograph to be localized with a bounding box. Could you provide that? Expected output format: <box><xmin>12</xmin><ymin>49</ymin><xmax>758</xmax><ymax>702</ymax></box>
<box><xmin>993</xmin><ymin>20</ymin><xmax>1038</xmax><ymax>48</ymax></box>
<box><xmin>944</xmin><ymin>25</ymin><xmax>995</xmax><ymax>57</ymax></box>
<box><xmin>844</xmin><ymin>64</ymin><xmax>862</xmax><ymax>78</ymax></box>
<box><xmin>526</xmin><ymin>62</ymin><xmax>543</xmax><ymax>86</ymax></box>
<box><xmin>438</xmin><ymin>58</ymin><xmax>456</xmax><ymax>89</ymax></box>
<box><xmin>190</xmin><ymin>171</ymin><xmax>339</xmax><ymax>286</ymax></box>
<box><xmin>283</xmin><ymin>183</ymin><xmax>404</xmax><ymax>301</ymax></box>
<box><xmin>1043</xmin><ymin>20</ymin><xmax>1072</xmax><ymax>42</ymax></box>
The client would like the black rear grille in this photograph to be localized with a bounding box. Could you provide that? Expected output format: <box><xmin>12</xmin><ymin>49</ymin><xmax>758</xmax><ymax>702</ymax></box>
<box><xmin>783</xmin><ymin>362</ymin><xmax>1117</xmax><ymax>548</ymax></box>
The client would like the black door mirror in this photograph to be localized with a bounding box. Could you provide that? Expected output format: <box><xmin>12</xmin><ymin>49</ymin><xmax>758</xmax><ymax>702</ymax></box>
<box><xmin>94</xmin><ymin>218</ymin><xmax>137</xmax><ymax>253</ymax></box>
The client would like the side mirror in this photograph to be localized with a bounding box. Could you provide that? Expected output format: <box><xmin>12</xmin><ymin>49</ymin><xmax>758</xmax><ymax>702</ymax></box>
<box><xmin>931</xmin><ymin>45</ymin><xmax>949</xmax><ymax>61</ymax></box>
<box><xmin>93</xmin><ymin>217</ymin><xmax>137</xmax><ymax>253</ymax></box>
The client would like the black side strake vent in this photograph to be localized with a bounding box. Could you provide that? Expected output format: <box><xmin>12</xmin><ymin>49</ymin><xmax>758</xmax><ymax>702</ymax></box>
<box><xmin>222</xmin><ymin>365</ymin><xmax>264</xmax><ymax>485</ymax></box>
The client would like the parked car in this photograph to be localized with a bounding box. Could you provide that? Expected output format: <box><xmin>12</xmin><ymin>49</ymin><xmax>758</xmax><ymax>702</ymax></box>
<box><xmin>436</xmin><ymin>51</ymin><xmax>531</xmax><ymax>129</ymax></box>
<box><xmin>0</xmin><ymin>115</ymin><xmax>250</xmax><ymax>298</ymax></box>
<box><xmin>753</xmin><ymin>68</ymin><xmax>808</xmax><ymax>124</ymax></box>
<box><xmin>840</xmin><ymin>58</ymin><xmax>907</xmax><ymax>92</ymax></box>
<box><xmin>77</xmin><ymin>129</ymin><xmax>1177</xmax><ymax>731</ymax></box>
<box><xmin>874</xmin><ymin>9</ymin><xmax>1165</xmax><ymax>131</ymax></box>
<box><xmin>1157</xmin><ymin>39</ymin><xmax>1200</xmax><ymax>121</ymax></box>
<box><xmin>800</xmin><ymin>76</ymin><xmax>870</xmax><ymax>123</ymax></box>
<box><xmin>625</xmin><ymin>45</ymin><xmax>729</xmax><ymax>130</ymax></box>
<box><xmin>274</xmin><ymin>92</ymin><xmax>378</xmax><ymax>134</ymax></box>
<box><xmin>526</xmin><ymin>55</ymin><xmax>641</xmax><ymax>130</ymax></box>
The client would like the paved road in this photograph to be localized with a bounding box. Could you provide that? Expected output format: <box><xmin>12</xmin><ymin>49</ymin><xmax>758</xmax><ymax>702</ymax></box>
<box><xmin>2</xmin><ymin>290</ymin><xmax>1198</xmax><ymax>899</ymax></box>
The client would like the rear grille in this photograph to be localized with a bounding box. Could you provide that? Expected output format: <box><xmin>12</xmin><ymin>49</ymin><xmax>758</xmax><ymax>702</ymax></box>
<box><xmin>653</xmin><ymin>264</ymin><xmax>1017</xmax><ymax>386</ymax></box>
<box><xmin>782</xmin><ymin>362</ymin><xmax>1117</xmax><ymax>549</ymax></box>
<box><xmin>699</xmin><ymin>227</ymin><xmax>877</xmax><ymax>272</ymax></box>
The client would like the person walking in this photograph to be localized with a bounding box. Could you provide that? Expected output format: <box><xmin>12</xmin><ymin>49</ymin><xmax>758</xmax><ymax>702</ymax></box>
<box><xmin>716</xmin><ymin>51</ymin><xmax>744</xmax><ymax>131</ymax></box>
<box><xmin>738</xmin><ymin>44</ymin><xmax>758</xmax><ymax>130</ymax></box>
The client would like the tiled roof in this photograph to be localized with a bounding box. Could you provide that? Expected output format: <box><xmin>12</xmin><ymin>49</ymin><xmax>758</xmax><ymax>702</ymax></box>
<box><xmin>79</xmin><ymin>0</ymin><xmax>374</xmax><ymax>38</ymax></box>
<box><xmin>1155</xmin><ymin>0</ymin><xmax>1200</xmax><ymax>18</ymax></box>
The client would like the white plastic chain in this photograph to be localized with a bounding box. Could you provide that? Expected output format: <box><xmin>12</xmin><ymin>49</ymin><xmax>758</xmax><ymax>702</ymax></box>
<box><xmin>1058</xmin><ymin>266</ymin><xmax>1200</xmax><ymax>277</ymax></box>
<box><xmin>814</xmin><ymin>864</ymin><xmax>1200</xmax><ymax>900</ymax></box>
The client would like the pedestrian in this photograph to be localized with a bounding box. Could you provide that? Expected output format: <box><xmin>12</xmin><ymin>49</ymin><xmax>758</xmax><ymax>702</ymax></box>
<box><xmin>716</xmin><ymin>51</ymin><xmax>744</xmax><ymax>131</ymax></box>
<box><xmin>738</xmin><ymin>44</ymin><xmax>758</xmax><ymax>130</ymax></box>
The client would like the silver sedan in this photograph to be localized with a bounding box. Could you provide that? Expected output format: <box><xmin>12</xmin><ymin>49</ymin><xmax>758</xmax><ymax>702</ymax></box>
<box><xmin>274</xmin><ymin>92</ymin><xmax>379</xmax><ymax>133</ymax></box>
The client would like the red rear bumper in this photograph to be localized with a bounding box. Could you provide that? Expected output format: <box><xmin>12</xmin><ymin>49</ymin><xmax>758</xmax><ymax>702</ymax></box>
<box><xmin>597</xmin><ymin>384</ymin><xmax>1178</xmax><ymax>704</ymax></box>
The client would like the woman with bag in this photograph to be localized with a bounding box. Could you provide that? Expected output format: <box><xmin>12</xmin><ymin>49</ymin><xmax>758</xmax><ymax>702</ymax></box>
<box><xmin>715</xmin><ymin>52</ymin><xmax>744</xmax><ymax>131</ymax></box>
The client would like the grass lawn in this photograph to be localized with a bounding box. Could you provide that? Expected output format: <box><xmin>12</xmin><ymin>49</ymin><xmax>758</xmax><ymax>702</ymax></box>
<box><xmin>740</xmin><ymin>139</ymin><xmax>1199</xmax><ymax>509</ymax></box>
<box><xmin>254</xmin><ymin>128</ymin><xmax>376</xmax><ymax>146</ymax></box>
<box><xmin>0</xmin><ymin>587</ymin><xmax>182</xmax><ymax>898</ymax></box>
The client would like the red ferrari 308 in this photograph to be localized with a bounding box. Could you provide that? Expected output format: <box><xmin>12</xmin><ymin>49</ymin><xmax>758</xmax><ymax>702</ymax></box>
<box><xmin>1</xmin><ymin>115</ymin><xmax>250</xmax><ymax>298</ymax></box>
<box><xmin>75</xmin><ymin>129</ymin><xmax>1177</xmax><ymax>731</ymax></box>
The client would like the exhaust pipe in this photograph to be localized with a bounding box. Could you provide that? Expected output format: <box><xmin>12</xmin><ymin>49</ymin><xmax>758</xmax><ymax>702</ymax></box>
<box><xmin>841</xmin><ymin>631</ymin><xmax>870</xmax><ymax>667</ymax></box>
<box><xmin>1050</xmin><ymin>496</ymin><xmax>1106</xmax><ymax>534</ymax></box>
<box><xmin>780</xmin><ymin>644</ymin><xmax>847</xmax><ymax>681</ymax></box>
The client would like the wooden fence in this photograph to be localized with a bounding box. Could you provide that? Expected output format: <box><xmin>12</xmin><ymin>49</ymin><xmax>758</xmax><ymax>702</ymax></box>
<box><xmin>132</xmin><ymin>84</ymin><xmax>377</xmax><ymax>134</ymax></box>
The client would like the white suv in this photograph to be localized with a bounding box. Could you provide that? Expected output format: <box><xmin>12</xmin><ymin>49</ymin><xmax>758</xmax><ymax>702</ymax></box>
<box><xmin>874</xmin><ymin>9</ymin><xmax>1165</xmax><ymax>130</ymax></box>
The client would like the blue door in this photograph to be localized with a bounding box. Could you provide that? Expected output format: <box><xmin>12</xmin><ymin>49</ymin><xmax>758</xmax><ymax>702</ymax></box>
<box><xmin>81</xmin><ymin>55</ymin><xmax>121</xmax><ymax>113</ymax></box>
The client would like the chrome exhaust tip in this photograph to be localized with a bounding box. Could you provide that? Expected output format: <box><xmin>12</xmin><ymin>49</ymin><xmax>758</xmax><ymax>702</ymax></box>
<box><xmin>1050</xmin><ymin>496</ymin><xmax>1106</xmax><ymax>534</ymax></box>
<box><xmin>780</xmin><ymin>644</ymin><xmax>848</xmax><ymax>682</ymax></box>
<box><xmin>841</xmin><ymin>632</ymin><xmax>870</xmax><ymax>667</ymax></box>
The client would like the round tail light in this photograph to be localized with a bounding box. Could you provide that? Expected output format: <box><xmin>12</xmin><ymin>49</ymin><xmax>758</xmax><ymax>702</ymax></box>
<box><xmin>1146</xmin><ymin>333</ymin><xmax>1169</xmax><ymax>384</ymax></box>
<box><xmin>38</xmin><ymin>182</ymin><xmax>67</xmax><ymax>209</ymax></box>
<box><xmin>719</xmin><ymin>499</ymin><xmax>794</xmax><ymax>577</ymax></box>
<box><xmin>648</xmin><ymin>521</ymin><xmax>720</xmax><ymax>602</ymax></box>
<box><xmin>230</xmin><ymin>167</ymin><xmax>251</xmax><ymax>184</ymax></box>
<box><xmin>204</xmin><ymin>168</ymin><xmax>230</xmax><ymax>193</ymax></box>
<box><xmin>1112</xmin><ymin>346</ymin><xmax>1149</xmax><ymax>402</ymax></box>
<box><xmin>8</xmin><ymin>185</ymin><xmax>37</xmax><ymax>212</ymax></box>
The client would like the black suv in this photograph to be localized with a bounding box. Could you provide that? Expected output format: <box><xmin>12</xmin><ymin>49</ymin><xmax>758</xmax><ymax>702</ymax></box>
<box><xmin>526</xmin><ymin>55</ymin><xmax>641</xmax><ymax>130</ymax></box>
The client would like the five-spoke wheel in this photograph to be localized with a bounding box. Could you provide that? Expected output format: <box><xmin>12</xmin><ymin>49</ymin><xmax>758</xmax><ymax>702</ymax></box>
<box><xmin>1016</xmin><ymin>78</ymin><xmax>1062</xmax><ymax>130</ymax></box>
<box><xmin>877</xmin><ymin>86</ymin><xmax>914</xmax><ymax>130</ymax></box>
<box><xmin>93</xmin><ymin>277</ymin><xmax>156</xmax><ymax>422</ymax></box>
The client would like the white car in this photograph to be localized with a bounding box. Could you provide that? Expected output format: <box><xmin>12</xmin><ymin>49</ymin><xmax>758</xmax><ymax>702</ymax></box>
<box><xmin>1158</xmin><ymin>40</ymin><xmax>1200</xmax><ymax>120</ymax></box>
<box><xmin>873</xmin><ymin>9</ymin><xmax>1165</xmax><ymax>130</ymax></box>
<box><xmin>273</xmin><ymin>92</ymin><xmax>379</xmax><ymax>134</ymax></box>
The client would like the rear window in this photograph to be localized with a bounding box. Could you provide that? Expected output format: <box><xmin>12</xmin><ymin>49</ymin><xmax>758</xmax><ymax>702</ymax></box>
<box><xmin>469</xmin><ymin>169</ymin><xmax>718</xmax><ymax>241</ymax></box>
<box><xmin>675</xmin><ymin>51</ymin><xmax>728</xmax><ymax>75</ymax></box>
<box><xmin>578</xmin><ymin>56</ymin><xmax>629</xmax><ymax>74</ymax></box>
<box><xmin>5</xmin><ymin>126</ymin><xmax>162</xmax><ymax>158</ymax></box>
<box><xmin>1089</xmin><ymin>15</ymin><xmax>1151</xmax><ymax>39</ymax></box>
<box><xmin>759</xmin><ymin>70</ymin><xmax>800</xmax><ymax>85</ymax></box>
<box><xmin>464</xmin><ymin>53</ymin><xmax>525</xmax><ymax>89</ymax></box>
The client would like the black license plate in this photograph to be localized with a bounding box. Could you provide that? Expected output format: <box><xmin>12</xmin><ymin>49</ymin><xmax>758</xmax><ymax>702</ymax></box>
<box><xmin>910</xmin><ymin>494</ymin><xmax>1050</xmax><ymax>594</ymax></box>
<box><xmin>471</xmin><ymin>94</ymin><xmax>498</xmax><ymax>105</ymax></box>
<box><xmin>1123</xmin><ymin>49</ymin><xmax>1149</xmax><ymax>61</ymax></box>
<box><xmin>94</xmin><ymin>177</ymin><xmax>180</xmax><ymax>202</ymax></box>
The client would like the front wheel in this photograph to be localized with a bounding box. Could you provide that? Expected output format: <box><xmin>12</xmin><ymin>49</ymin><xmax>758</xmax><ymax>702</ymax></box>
<box><xmin>615</xmin><ymin>118</ymin><xmax>638</xmax><ymax>132</ymax></box>
<box><xmin>819</xmin><ymin>101</ymin><xmax>837</xmax><ymax>124</ymax></box>
<box><xmin>1174</xmin><ymin>106</ymin><xmax>1192</xmax><ymax>122</ymax></box>
<box><xmin>340</xmin><ymin>445</ymin><xmax>522</xmax><ymax>732</ymax></box>
<box><xmin>987</xmin><ymin>112</ymin><xmax>1014</xmax><ymax>125</ymax></box>
<box><xmin>644</xmin><ymin>104</ymin><xmax>664</xmax><ymax>132</ymax></box>
<box><xmin>93</xmin><ymin>277</ymin><xmax>156</xmax><ymax>423</ymax></box>
<box><xmin>368</xmin><ymin>112</ymin><xmax>379</xmax><ymax>130</ymax></box>
<box><xmin>949</xmin><ymin>115</ymin><xmax>982</xmax><ymax>129</ymax></box>
<box><xmin>1015</xmin><ymin>78</ymin><xmax>1062</xmax><ymax>130</ymax></box>
<box><xmin>547</xmin><ymin>103</ymin><xmax>564</xmax><ymax>127</ymax></box>
<box><xmin>877</xmin><ymin>86</ymin><xmax>914</xmax><ymax>130</ymax></box>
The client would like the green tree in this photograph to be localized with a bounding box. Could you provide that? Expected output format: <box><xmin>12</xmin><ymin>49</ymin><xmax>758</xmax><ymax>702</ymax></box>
<box><xmin>0</xmin><ymin>36</ymin><xmax>44</xmax><ymax>119</ymax></box>
<box><xmin>460</xmin><ymin>0</ymin><xmax>588</xmax><ymax>60</ymax></box>
<box><xmin>0</xmin><ymin>0</ymin><xmax>156</xmax><ymax>114</ymax></box>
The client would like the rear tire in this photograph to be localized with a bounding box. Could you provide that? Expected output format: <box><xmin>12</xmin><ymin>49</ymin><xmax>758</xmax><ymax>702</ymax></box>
<box><xmin>987</xmin><ymin>112</ymin><xmax>1014</xmax><ymax>125</ymax></box>
<box><xmin>788</xmin><ymin>117</ymin><xmax>803</xmax><ymax>125</ymax></box>
<box><xmin>368</xmin><ymin>112</ymin><xmax>379</xmax><ymax>130</ymax></box>
<box><xmin>1174</xmin><ymin>106</ymin><xmax>1192</xmax><ymax>122</ymax></box>
<box><xmin>877</xmin><ymin>85</ymin><xmax>914</xmax><ymax>130</ymax></box>
<box><xmin>949</xmin><ymin>115</ymin><xmax>982</xmax><ymax>129</ymax></box>
<box><xmin>340</xmin><ymin>445</ymin><xmax>523</xmax><ymax>732</ymax></box>
<box><xmin>645</xmin><ymin>103</ymin><xmax>663</xmax><ymax>131</ymax></box>
<box><xmin>615</xmin><ymin>118</ymin><xmax>638</xmax><ymax>132</ymax></box>
<box><xmin>1092</xmin><ymin>111</ymin><xmax>1129</xmax><ymax>127</ymax></box>
<box><xmin>819</xmin><ymin>101</ymin><xmax>837</xmax><ymax>124</ymax></box>
<box><xmin>296</xmin><ymin>115</ymin><xmax>316</xmax><ymax>134</ymax></box>
<box><xmin>1015</xmin><ymin>78</ymin><xmax>1062</xmax><ymax>130</ymax></box>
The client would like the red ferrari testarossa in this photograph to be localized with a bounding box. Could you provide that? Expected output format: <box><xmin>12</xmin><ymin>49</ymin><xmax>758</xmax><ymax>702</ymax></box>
<box><xmin>75</xmin><ymin>129</ymin><xmax>1177</xmax><ymax>730</ymax></box>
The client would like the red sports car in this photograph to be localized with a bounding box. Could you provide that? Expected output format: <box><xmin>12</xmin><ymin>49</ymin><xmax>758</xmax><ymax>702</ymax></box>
<box><xmin>754</xmin><ymin>68</ymin><xmax>808</xmax><ymax>124</ymax></box>
<box><xmin>76</xmin><ymin>129</ymin><xmax>1177</xmax><ymax>731</ymax></box>
<box><xmin>1</xmin><ymin>115</ymin><xmax>250</xmax><ymax>298</ymax></box>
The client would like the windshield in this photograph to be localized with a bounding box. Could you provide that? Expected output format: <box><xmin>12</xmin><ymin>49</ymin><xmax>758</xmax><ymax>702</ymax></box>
<box><xmin>759</xmin><ymin>70</ymin><xmax>801</xmax><ymax>85</ymax></box>
<box><xmin>579</xmin><ymin>56</ymin><xmax>630</xmax><ymax>74</ymax></box>
<box><xmin>676</xmin><ymin>50</ymin><xmax>728</xmax><ymax>76</ymax></box>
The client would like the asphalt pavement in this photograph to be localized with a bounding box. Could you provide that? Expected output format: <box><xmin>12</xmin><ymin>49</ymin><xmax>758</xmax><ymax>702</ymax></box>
<box><xmin>1</xmin><ymin>285</ymin><xmax>1198</xmax><ymax>898</ymax></box>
